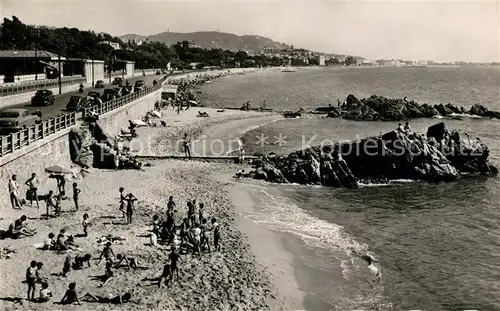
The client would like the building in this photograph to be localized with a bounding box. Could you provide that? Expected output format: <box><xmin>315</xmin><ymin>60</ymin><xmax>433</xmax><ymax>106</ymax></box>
<box><xmin>316</xmin><ymin>55</ymin><xmax>326</xmax><ymax>66</ymax></box>
<box><xmin>98</xmin><ymin>41</ymin><xmax>121</xmax><ymax>50</ymax></box>
<box><xmin>0</xmin><ymin>50</ymin><xmax>66</xmax><ymax>83</ymax></box>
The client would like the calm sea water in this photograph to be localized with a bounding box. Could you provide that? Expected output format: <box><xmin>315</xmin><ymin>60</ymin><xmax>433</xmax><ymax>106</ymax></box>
<box><xmin>199</xmin><ymin>67</ymin><xmax>500</xmax><ymax>310</ymax></box>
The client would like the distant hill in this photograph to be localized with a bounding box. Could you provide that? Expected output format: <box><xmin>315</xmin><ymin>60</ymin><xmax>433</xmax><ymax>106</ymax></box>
<box><xmin>120</xmin><ymin>31</ymin><xmax>291</xmax><ymax>53</ymax></box>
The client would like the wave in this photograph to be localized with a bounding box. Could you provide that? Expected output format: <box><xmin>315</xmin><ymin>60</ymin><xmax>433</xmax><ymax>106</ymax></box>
<box><xmin>248</xmin><ymin>187</ymin><xmax>372</xmax><ymax>258</ymax></box>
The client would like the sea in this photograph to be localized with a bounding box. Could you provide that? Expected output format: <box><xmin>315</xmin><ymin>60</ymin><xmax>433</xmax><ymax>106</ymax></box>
<box><xmin>198</xmin><ymin>67</ymin><xmax>500</xmax><ymax>311</ymax></box>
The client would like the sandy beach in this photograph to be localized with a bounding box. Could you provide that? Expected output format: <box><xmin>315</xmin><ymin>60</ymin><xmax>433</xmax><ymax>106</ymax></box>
<box><xmin>0</xmin><ymin>107</ymin><xmax>305</xmax><ymax>310</ymax></box>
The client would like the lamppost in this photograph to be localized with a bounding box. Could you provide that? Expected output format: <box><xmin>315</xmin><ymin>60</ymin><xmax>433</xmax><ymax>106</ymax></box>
<box><xmin>31</xmin><ymin>27</ymin><xmax>40</xmax><ymax>80</ymax></box>
<box><xmin>91</xmin><ymin>49</ymin><xmax>95</xmax><ymax>88</ymax></box>
<box><xmin>108</xmin><ymin>52</ymin><xmax>115</xmax><ymax>84</ymax></box>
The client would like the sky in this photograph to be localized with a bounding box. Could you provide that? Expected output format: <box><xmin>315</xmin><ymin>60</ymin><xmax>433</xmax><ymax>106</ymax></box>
<box><xmin>2</xmin><ymin>0</ymin><xmax>499</xmax><ymax>62</ymax></box>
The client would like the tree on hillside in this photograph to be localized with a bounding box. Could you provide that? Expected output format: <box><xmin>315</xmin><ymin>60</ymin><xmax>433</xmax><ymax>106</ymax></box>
<box><xmin>344</xmin><ymin>56</ymin><xmax>358</xmax><ymax>66</ymax></box>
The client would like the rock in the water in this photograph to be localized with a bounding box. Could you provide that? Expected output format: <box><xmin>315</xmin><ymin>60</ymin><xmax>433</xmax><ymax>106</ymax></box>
<box><xmin>245</xmin><ymin>122</ymin><xmax>497</xmax><ymax>187</ymax></box>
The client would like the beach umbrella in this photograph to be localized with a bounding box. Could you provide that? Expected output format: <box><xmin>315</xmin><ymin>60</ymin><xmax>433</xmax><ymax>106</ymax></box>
<box><xmin>45</xmin><ymin>165</ymin><xmax>73</xmax><ymax>174</ymax></box>
<box><xmin>188</xmin><ymin>100</ymin><xmax>197</xmax><ymax>105</ymax></box>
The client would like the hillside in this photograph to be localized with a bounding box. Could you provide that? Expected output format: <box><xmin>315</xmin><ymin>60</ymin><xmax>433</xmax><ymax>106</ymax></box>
<box><xmin>120</xmin><ymin>31</ymin><xmax>290</xmax><ymax>53</ymax></box>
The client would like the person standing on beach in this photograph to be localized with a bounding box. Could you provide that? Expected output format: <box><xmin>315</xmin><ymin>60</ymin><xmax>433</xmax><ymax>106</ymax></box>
<box><xmin>72</xmin><ymin>183</ymin><xmax>81</xmax><ymax>211</ymax></box>
<box><xmin>124</xmin><ymin>193</ymin><xmax>138</xmax><ymax>225</ymax></box>
<box><xmin>211</xmin><ymin>218</ymin><xmax>221</xmax><ymax>251</ymax></box>
<box><xmin>238</xmin><ymin>148</ymin><xmax>245</xmax><ymax>164</ymax></box>
<box><xmin>25</xmin><ymin>173</ymin><xmax>40</xmax><ymax>208</ymax></box>
<box><xmin>169</xmin><ymin>247</ymin><xmax>184</xmax><ymax>282</ymax></box>
<box><xmin>26</xmin><ymin>260</ymin><xmax>38</xmax><ymax>301</ymax></box>
<box><xmin>119</xmin><ymin>187</ymin><xmax>126</xmax><ymax>218</ymax></box>
<box><xmin>9</xmin><ymin>175</ymin><xmax>21</xmax><ymax>209</ymax></box>
<box><xmin>182</xmin><ymin>133</ymin><xmax>191</xmax><ymax>158</ymax></box>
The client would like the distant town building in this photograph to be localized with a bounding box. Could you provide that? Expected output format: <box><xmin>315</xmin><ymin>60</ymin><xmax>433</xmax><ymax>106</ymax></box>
<box><xmin>316</xmin><ymin>55</ymin><xmax>326</xmax><ymax>66</ymax></box>
<box><xmin>98</xmin><ymin>41</ymin><xmax>121</xmax><ymax>50</ymax></box>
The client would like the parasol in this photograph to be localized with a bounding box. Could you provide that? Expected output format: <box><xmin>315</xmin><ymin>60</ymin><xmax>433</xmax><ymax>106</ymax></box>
<box><xmin>188</xmin><ymin>100</ymin><xmax>197</xmax><ymax>105</ymax></box>
<box><xmin>45</xmin><ymin>165</ymin><xmax>73</xmax><ymax>174</ymax></box>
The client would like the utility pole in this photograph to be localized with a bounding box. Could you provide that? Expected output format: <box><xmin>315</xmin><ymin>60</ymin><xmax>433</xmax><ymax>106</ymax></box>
<box><xmin>31</xmin><ymin>27</ymin><xmax>40</xmax><ymax>80</ymax></box>
<box><xmin>91</xmin><ymin>45</ymin><xmax>95</xmax><ymax>88</ymax></box>
<box><xmin>58</xmin><ymin>35</ymin><xmax>62</xmax><ymax>95</ymax></box>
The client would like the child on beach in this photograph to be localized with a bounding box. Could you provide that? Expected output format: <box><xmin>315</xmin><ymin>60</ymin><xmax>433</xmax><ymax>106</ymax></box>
<box><xmin>211</xmin><ymin>218</ymin><xmax>221</xmax><ymax>251</ymax></box>
<box><xmin>59</xmin><ymin>282</ymin><xmax>80</xmax><ymax>305</ymax></box>
<box><xmin>200</xmin><ymin>218</ymin><xmax>211</xmax><ymax>253</ymax></box>
<box><xmin>72</xmin><ymin>183</ymin><xmax>81</xmax><ymax>211</ymax></box>
<box><xmin>61</xmin><ymin>256</ymin><xmax>72</xmax><ymax>277</ymax></box>
<box><xmin>43</xmin><ymin>233</ymin><xmax>56</xmax><ymax>250</ymax></box>
<box><xmin>187</xmin><ymin>201</ymin><xmax>196</xmax><ymax>226</ymax></box>
<box><xmin>198</xmin><ymin>203</ymin><xmax>207</xmax><ymax>224</ymax></box>
<box><xmin>158</xmin><ymin>264</ymin><xmax>172</xmax><ymax>288</ymax></box>
<box><xmin>169</xmin><ymin>247</ymin><xmax>184</xmax><ymax>282</ymax></box>
<box><xmin>36</xmin><ymin>262</ymin><xmax>46</xmax><ymax>283</ymax></box>
<box><xmin>124</xmin><ymin>193</ymin><xmax>138</xmax><ymax>225</ymax></box>
<box><xmin>73</xmin><ymin>254</ymin><xmax>92</xmax><ymax>270</ymax></box>
<box><xmin>82</xmin><ymin>213</ymin><xmax>90</xmax><ymax>237</ymax></box>
<box><xmin>114</xmin><ymin>254</ymin><xmax>140</xmax><ymax>270</ymax></box>
<box><xmin>119</xmin><ymin>187</ymin><xmax>126</xmax><ymax>218</ymax></box>
<box><xmin>38</xmin><ymin>282</ymin><xmax>52</xmax><ymax>302</ymax></box>
<box><xmin>101</xmin><ymin>259</ymin><xmax>114</xmax><ymax>286</ymax></box>
<box><xmin>25</xmin><ymin>173</ymin><xmax>40</xmax><ymax>208</ymax></box>
<box><xmin>26</xmin><ymin>261</ymin><xmax>38</xmax><ymax>301</ymax></box>
<box><xmin>98</xmin><ymin>242</ymin><xmax>115</xmax><ymax>265</ymax></box>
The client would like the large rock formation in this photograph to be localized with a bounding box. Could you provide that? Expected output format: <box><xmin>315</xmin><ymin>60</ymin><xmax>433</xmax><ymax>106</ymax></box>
<box><xmin>68</xmin><ymin>122</ymin><xmax>142</xmax><ymax>170</ymax></box>
<box><xmin>328</xmin><ymin>94</ymin><xmax>500</xmax><ymax>121</ymax></box>
<box><xmin>247</xmin><ymin>122</ymin><xmax>497</xmax><ymax>187</ymax></box>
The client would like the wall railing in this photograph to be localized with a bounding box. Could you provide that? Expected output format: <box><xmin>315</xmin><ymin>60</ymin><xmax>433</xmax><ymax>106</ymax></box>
<box><xmin>0</xmin><ymin>76</ymin><xmax>86</xmax><ymax>97</ymax></box>
<box><xmin>0</xmin><ymin>112</ymin><xmax>76</xmax><ymax>158</ymax></box>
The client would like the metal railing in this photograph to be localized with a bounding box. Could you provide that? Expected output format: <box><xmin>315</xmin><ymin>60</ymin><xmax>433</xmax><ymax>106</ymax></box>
<box><xmin>0</xmin><ymin>76</ymin><xmax>86</xmax><ymax>97</ymax></box>
<box><xmin>82</xmin><ymin>83</ymin><xmax>163</xmax><ymax>119</ymax></box>
<box><xmin>0</xmin><ymin>112</ymin><xmax>76</xmax><ymax>158</ymax></box>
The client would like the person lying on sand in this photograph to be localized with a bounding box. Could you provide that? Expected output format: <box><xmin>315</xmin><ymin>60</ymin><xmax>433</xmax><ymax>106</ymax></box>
<box><xmin>98</xmin><ymin>242</ymin><xmax>115</xmax><ymax>265</ymax></box>
<box><xmin>73</xmin><ymin>254</ymin><xmax>92</xmax><ymax>270</ymax></box>
<box><xmin>57</xmin><ymin>282</ymin><xmax>80</xmax><ymax>305</ymax></box>
<box><xmin>114</xmin><ymin>254</ymin><xmax>140</xmax><ymax>270</ymax></box>
<box><xmin>43</xmin><ymin>233</ymin><xmax>56</xmax><ymax>250</ymax></box>
<box><xmin>81</xmin><ymin>291</ymin><xmax>136</xmax><ymax>304</ymax></box>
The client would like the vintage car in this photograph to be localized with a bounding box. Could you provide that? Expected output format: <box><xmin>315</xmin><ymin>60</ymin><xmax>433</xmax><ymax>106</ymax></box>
<box><xmin>134</xmin><ymin>80</ymin><xmax>146</xmax><ymax>92</ymax></box>
<box><xmin>66</xmin><ymin>95</ymin><xmax>91</xmax><ymax>112</ymax></box>
<box><xmin>112</xmin><ymin>77</ymin><xmax>123</xmax><ymax>85</ymax></box>
<box><xmin>95</xmin><ymin>80</ymin><xmax>105</xmax><ymax>88</ymax></box>
<box><xmin>156</xmin><ymin>70</ymin><xmax>162</xmax><ymax>75</ymax></box>
<box><xmin>102</xmin><ymin>88</ymin><xmax>123</xmax><ymax>102</ymax></box>
<box><xmin>31</xmin><ymin>89</ymin><xmax>55</xmax><ymax>106</ymax></box>
<box><xmin>0</xmin><ymin>108</ymin><xmax>40</xmax><ymax>134</ymax></box>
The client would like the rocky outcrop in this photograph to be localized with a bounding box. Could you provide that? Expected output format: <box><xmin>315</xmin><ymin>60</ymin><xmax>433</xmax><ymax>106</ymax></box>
<box><xmin>68</xmin><ymin>122</ymin><xmax>142</xmax><ymax>170</ymax></box>
<box><xmin>332</xmin><ymin>94</ymin><xmax>500</xmax><ymax>121</ymax></box>
<box><xmin>247</xmin><ymin>122</ymin><xmax>497</xmax><ymax>187</ymax></box>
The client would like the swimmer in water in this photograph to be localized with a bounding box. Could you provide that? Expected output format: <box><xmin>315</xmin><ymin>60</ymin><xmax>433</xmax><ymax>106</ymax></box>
<box><xmin>363</xmin><ymin>255</ymin><xmax>381</xmax><ymax>281</ymax></box>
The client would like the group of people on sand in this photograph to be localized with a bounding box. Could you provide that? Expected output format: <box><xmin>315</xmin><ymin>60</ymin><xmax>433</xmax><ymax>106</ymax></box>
<box><xmin>8</xmin><ymin>172</ymin><xmax>79</xmax><ymax>214</ymax></box>
<box><xmin>397</xmin><ymin>121</ymin><xmax>412</xmax><ymax>135</ymax></box>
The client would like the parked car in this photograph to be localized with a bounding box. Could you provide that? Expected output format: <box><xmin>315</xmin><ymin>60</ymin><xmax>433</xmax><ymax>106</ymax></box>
<box><xmin>156</xmin><ymin>70</ymin><xmax>162</xmax><ymax>75</ymax></box>
<box><xmin>95</xmin><ymin>80</ymin><xmax>105</xmax><ymax>88</ymax></box>
<box><xmin>66</xmin><ymin>95</ymin><xmax>90</xmax><ymax>112</ymax></box>
<box><xmin>112</xmin><ymin>77</ymin><xmax>123</xmax><ymax>85</ymax></box>
<box><xmin>102</xmin><ymin>88</ymin><xmax>123</xmax><ymax>102</ymax></box>
<box><xmin>87</xmin><ymin>91</ymin><xmax>102</xmax><ymax>99</ymax></box>
<box><xmin>134</xmin><ymin>80</ymin><xmax>146</xmax><ymax>92</ymax></box>
<box><xmin>31</xmin><ymin>89</ymin><xmax>55</xmax><ymax>106</ymax></box>
<box><xmin>121</xmin><ymin>85</ymin><xmax>134</xmax><ymax>96</ymax></box>
<box><xmin>0</xmin><ymin>109</ymin><xmax>40</xmax><ymax>134</ymax></box>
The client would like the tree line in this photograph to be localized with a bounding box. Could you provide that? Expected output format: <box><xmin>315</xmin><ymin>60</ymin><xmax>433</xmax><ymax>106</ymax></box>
<box><xmin>0</xmin><ymin>16</ymin><xmax>357</xmax><ymax>69</ymax></box>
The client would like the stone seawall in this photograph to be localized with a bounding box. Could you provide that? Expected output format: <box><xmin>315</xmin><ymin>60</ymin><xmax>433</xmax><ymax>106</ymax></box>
<box><xmin>0</xmin><ymin>129</ymin><xmax>73</xmax><ymax>209</ymax></box>
<box><xmin>0</xmin><ymin>89</ymin><xmax>161</xmax><ymax>210</ymax></box>
<box><xmin>0</xmin><ymin>82</ymin><xmax>90</xmax><ymax>109</ymax></box>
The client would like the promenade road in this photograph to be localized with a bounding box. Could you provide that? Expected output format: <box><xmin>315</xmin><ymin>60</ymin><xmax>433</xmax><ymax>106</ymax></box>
<box><xmin>4</xmin><ymin>74</ymin><xmax>161</xmax><ymax>121</ymax></box>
